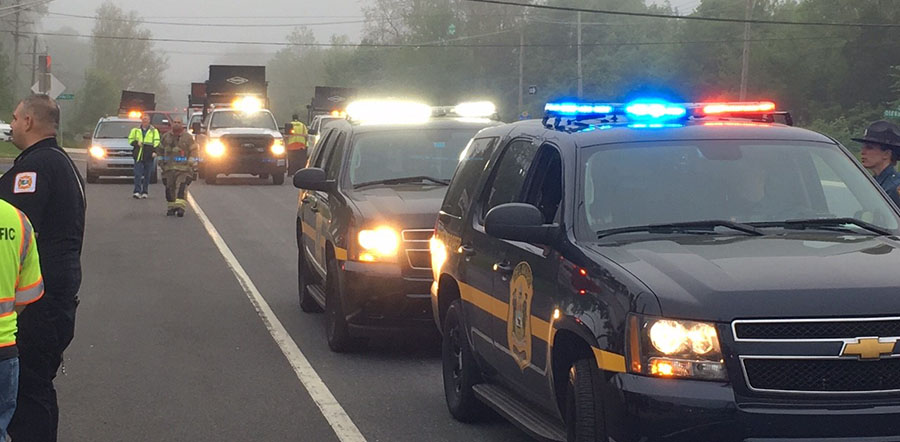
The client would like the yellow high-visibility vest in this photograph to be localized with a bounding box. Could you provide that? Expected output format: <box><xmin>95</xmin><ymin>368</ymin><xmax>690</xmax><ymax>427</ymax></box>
<box><xmin>287</xmin><ymin>121</ymin><xmax>308</xmax><ymax>150</ymax></box>
<box><xmin>0</xmin><ymin>200</ymin><xmax>43</xmax><ymax>349</ymax></box>
<box><xmin>128</xmin><ymin>125</ymin><xmax>161</xmax><ymax>162</ymax></box>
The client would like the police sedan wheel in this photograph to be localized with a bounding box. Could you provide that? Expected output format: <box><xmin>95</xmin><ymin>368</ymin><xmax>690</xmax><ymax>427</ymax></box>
<box><xmin>565</xmin><ymin>358</ymin><xmax>609</xmax><ymax>442</ymax></box>
<box><xmin>442</xmin><ymin>299</ymin><xmax>485</xmax><ymax>422</ymax></box>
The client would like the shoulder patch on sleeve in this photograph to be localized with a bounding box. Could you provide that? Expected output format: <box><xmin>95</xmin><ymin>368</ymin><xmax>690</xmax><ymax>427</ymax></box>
<box><xmin>13</xmin><ymin>172</ymin><xmax>37</xmax><ymax>194</ymax></box>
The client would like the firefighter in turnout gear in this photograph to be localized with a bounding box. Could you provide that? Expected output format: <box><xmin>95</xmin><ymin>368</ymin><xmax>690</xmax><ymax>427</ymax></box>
<box><xmin>157</xmin><ymin>119</ymin><xmax>197</xmax><ymax>217</ymax></box>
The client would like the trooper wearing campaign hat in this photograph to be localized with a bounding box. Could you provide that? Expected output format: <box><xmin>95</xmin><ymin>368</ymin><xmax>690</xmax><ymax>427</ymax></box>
<box><xmin>856</xmin><ymin>120</ymin><xmax>900</xmax><ymax>207</ymax></box>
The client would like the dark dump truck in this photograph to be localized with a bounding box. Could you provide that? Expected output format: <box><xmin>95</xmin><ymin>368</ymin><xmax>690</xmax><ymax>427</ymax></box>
<box><xmin>306</xmin><ymin>86</ymin><xmax>356</xmax><ymax>123</ymax></box>
<box><xmin>193</xmin><ymin>65</ymin><xmax>287</xmax><ymax>185</ymax></box>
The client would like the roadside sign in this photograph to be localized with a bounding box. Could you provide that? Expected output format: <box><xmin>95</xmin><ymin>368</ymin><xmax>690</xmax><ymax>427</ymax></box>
<box><xmin>30</xmin><ymin>73</ymin><xmax>66</xmax><ymax>99</ymax></box>
<box><xmin>528</xmin><ymin>85</ymin><xmax>537</xmax><ymax>95</ymax></box>
<box><xmin>57</xmin><ymin>93</ymin><xmax>75</xmax><ymax>100</ymax></box>
<box><xmin>884</xmin><ymin>109</ymin><xmax>900</xmax><ymax>118</ymax></box>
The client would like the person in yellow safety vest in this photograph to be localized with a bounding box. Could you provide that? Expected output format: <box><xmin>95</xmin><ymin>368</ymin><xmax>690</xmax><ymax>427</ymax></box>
<box><xmin>286</xmin><ymin>114</ymin><xmax>309</xmax><ymax>175</ymax></box>
<box><xmin>127</xmin><ymin>114</ymin><xmax>160</xmax><ymax>199</ymax></box>
<box><xmin>0</xmin><ymin>200</ymin><xmax>43</xmax><ymax>441</ymax></box>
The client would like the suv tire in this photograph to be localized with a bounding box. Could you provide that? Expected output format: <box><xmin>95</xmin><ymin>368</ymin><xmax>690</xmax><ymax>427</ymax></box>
<box><xmin>565</xmin><ymin>358</ymin><xmax>609</xmax><ymax>442</ymax></box>
<box><xmin>325</xmin><ymin>258</ymin><xmax>354</xmax><ymax>352</ymax></box>
<box><xmin>298</xmin><ymin>240</ymin><xmax>322</xmax><ymax>313</ymax></box>
<box><xmin>443</xmin><ymin>299</ymin><xmax>486</xmax><ymax>422</ymax></box>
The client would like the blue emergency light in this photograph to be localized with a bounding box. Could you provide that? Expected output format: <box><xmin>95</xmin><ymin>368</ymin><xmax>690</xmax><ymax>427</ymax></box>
<box><xmin>543</xmin><ymin>98</ymin><xmax>780</xmax><ymax>129</ymax></box>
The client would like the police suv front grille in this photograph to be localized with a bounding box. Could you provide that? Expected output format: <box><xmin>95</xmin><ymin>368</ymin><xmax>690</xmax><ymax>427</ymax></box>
<box><xmin>734</xmin><ymin>318</ymin><xmax>900</xmax><ymax>340</ymax></box>
<box><xmin>402</xmin><ymin>229</ymin><xmax>433</xmax><ymax>271</ymax></box>
<box><xmin>743</xmin><ymin>357</ymin><xmax>900</xmax><ymax>393</ymax></box>
<box><xmin>222</xmin><ymin>136</ymin><xmax>273</xmax><ymax>153</ymax></box>
<box><xmin>107</xmin><ymin>150</ymin><xmax>132</xmax><ymax>158</ymax></box>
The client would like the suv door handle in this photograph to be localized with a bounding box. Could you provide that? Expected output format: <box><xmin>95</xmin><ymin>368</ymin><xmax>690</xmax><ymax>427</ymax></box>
<box><xmin>493</xmin><ymin>261</ymin><xmax>513</xmax><ymax>275</ymax></box>
<box><xmin>309</xmin><ymin>204</ymin><xmax>319</xmax><ymax>213</ymax></box>
<box><xmin>458</xmin><ymin>244</ymin><xmax>476</xmax><ymax>257</ymax></box>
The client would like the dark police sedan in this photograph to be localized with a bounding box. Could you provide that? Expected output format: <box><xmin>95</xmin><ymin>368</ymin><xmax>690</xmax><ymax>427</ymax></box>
<box><xmin>293</xmin><ymin>100</ymin><xmax>501</xmax><ymax>352</ymax></box>
<box><xmin>430</xmin><ymin>99</ymin><xmax>900</xmax><ymax>441</ymax></box>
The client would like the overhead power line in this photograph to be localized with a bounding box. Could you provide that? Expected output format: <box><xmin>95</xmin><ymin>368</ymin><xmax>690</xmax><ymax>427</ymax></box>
<box><xmin>0</xmin><ymin>28</ymin><xmax>859</xmax><ymax>49</ymax></box>
<box><xmin>463</xmin><ymin>0</ymin><xmax>900</xmax><ymax>28</ymax></box>
<box><xmin>45</xmin><ymin>12</ymin><xmax>368</xmax><ymax>27</ymax></box>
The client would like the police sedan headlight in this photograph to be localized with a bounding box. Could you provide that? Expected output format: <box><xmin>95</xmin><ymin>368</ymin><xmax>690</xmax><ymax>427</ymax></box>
<box><xmin>206</xmin><ymin>139</ymin><xmax>226</xmax><ymax>157</ymax></box>
<box><xmin>271</xmin><ymin>139</ymin><xmax>285</xmax><ymax>155</ymax></box>
<box><xmin>89</xmin><ymin>145</ymin><xmax>106</xmax><ymax>159</ymax></box>
<box><xmin>357</xmin><ymin>227</ymin><xmax>399</xmax><ymax>262</ymax></box>
<box><xmin>627</xmin><ymin>314</ymin><xmax>727</xmax><ymax>381</ymax></box>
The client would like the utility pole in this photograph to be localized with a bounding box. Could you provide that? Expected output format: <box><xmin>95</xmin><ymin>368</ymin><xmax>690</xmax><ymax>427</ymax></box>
<box><xmin>30</xmin><ymin>36</ymin><xmax>37</xmax><ymax>87</ymax></box>
<box><xmin>577</xmin><ymin>11</ymin><xmax>583</xmax><ymax>99</ymax></box>
<box><xmin>12</xmin><ymin>0</ymin><xmax>21</xmax><ymax>96</ymax></box>
<box><xmin>518</xmin><ymin>22</ymin><xmax>524</xmax><ymax>113</ymax></box>
<box><xmin>739</xmin><ymin>0</ymin><xmax>753</xmax><ymax>100</ymax></box>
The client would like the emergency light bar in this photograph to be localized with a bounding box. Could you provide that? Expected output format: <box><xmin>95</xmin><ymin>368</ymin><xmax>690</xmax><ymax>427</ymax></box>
<box><xmin>346</xmin><ymin>99</ymin><xmax>432</xmax><ymax>125</ymax></box>
<box><xmin>432</xmin><ymin>101</ymin><xmax>499</xmax><ymax>119</ymax></box>
<box><xmin>543</xmin><ymin>99</ymin><xmax>780</xmax><ymax>123</ymax></box>
<box><xmin>127</xmin><ymin>111</ymin><xmax>142</xmax><ymax>119</ymax></box>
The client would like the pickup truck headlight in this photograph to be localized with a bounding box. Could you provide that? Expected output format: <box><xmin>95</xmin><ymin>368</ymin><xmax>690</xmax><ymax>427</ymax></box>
<box><xmin>628</xmin><ymin>314</ymin><xmax>727</xmax><ymax>381</ymax></box>
<box><xmin>206</xmin><ymin>139</ymin><xmax>226</xmax><ymax>157</ymax></box>
<box><xmin>357</xmin><ymin>227</ymin><xmax>399</xmax><ymax>262</ymax></box>
<box><xmin>89</xmin><ymin>145</ymin><xmax>106</xmax><ymax>159</ymax></box>
<box><xmin>271</xmin><ymin>139</ymin><xmax>285</xmax><ymax>155</ymax></box>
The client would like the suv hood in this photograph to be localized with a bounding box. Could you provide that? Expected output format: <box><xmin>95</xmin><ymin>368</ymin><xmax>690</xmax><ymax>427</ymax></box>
<box><xmin>349</xmin><ymin>185</ymin><xmax>447</xmax><ymax>229</ymax></box>
<box><xmin>92</xmin><ymin>138</ymin><xmax>132</xmax><ymax>150</ymax></box>
<box><xmin>585</xmin><ymin>234</ymin><xmax>900</xmax><ymax>322</ymax></box>
<box><xmin>209</xmin><ymin>127</ymin><xmax>281</xmax><ymax>138</ymax></box>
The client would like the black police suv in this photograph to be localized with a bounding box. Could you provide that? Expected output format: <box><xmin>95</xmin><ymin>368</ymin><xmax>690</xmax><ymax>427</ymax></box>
<box><xmin>431</xmin><ymin>99</ymin><xmax>900</xmax><ymax>441</ymax></box>
<box><xmin>293</xmin><ymin>101</ymin><xmax>501</xmax><ymax>352</ymax></box>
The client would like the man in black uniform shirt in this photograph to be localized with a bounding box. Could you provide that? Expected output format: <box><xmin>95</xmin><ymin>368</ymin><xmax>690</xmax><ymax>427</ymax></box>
<box><xmin>0</xmin><ymin>94</ymin><xmax>85</xmax><ymax>442</ymax></box>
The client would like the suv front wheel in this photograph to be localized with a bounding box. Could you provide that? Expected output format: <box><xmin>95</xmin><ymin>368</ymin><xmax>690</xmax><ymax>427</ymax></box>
<box><xmin>565</xmin><ymin>358</ymin><xmax>609</xmax><ymax>442</ymax></box>
<box><xmin>442</xmin><ymin>299</ymin><xmax>486</xmax><ymax>422</ymax></box>
<box><xmin>325</xmin><ymin>258</ymin><xmax>354</xmax><ymax>352</ymax></box>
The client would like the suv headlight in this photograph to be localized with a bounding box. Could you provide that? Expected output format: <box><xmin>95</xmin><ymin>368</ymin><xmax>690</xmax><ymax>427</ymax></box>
<box><xmin>89</xmin><ymin>145</ymin><xmax>106</xmax><ymax>159</ymax></box>
<box><xmin>627</xmin><ymin>314</ymin><xmax>727</xmax><ymax>381</ymax></box>
<box><xmin>356</xmin><ymin>227</ymin><xmax>399</xmax><ymax>262</ymax></box>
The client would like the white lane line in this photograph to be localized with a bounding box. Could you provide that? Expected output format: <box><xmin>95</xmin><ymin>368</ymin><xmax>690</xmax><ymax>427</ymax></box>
<box><xmin>187</xmin><ymin>193</ymin><xmax>367</xmax><ymax>442</ymax></box>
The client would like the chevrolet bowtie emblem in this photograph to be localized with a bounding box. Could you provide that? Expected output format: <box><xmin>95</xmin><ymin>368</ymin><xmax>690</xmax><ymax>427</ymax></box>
<box><xmin>841</xmin><ymin>337</ymin><xmax>897</xmax><ymax>360</ymax></box>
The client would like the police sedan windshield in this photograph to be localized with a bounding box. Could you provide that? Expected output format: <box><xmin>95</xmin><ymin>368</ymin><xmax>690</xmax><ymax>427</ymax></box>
<box><xmin>582</xmin><ymin>140</ymin><xmax>900</xmax><ymax>235</ymax></box>
<box><xmin>209</xmin><ymin>110</ymin><xmax>277</xmax><ymax>131</ymax></box>
<box><xmin>348</xmin><ymin>128</ymin><xmax>478</xmax><ymax>187</ymax></box>
<box><xmin>94</xmin><ymin>121</ymin><xmax>140</xmax><ymax>138</ymax></box>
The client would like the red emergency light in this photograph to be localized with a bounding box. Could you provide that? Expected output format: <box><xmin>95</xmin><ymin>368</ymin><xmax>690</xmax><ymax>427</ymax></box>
<box><xmin>700</xmin><ymin>101</ymin><xmax>776</xmax><ymax>115</ymax></box>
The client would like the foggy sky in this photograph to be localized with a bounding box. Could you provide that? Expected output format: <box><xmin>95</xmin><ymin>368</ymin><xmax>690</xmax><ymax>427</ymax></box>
<box><xmin>38</xmin><ymin>0</ymin><xmax>368</xmax><ymax>105</ymax></box>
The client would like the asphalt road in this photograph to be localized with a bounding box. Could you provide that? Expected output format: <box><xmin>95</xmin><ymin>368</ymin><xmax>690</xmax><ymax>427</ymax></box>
<box><xmin>56</xmin><ymin>167</ymin><xmax>527</xmax><ymax>441</ymax></box>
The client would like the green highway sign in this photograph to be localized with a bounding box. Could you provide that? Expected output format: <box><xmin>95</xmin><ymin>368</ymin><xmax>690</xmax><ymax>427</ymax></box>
<box><xmin>57</xmin><ymin>93</ymin><xmax>75</xmax><ymax>100</ymax></box>
<box><xmin>884</xmin><ymin>109</ymin><xmax>900</xmax><ymax>118</ymax></box>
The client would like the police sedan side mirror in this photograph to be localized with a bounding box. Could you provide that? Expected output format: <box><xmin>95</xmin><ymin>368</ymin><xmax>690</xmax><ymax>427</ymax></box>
<box><xmin>293</xmin><ymin>167</ymin><xmax>334</xmax><ymax>192</ymax></box>
<box><xmin>307</xmin><ymin>128</ymin><xmax>318</xmax><ymax>136</ymax></box>
<box><xmin>485</xmin><ymin>203</ymin><xmax>558</xmax><ymax>245</ymax></box>
<box><xmin>191</xmin><ymin>122</ymin><xmax>202</xmax><ymax>134</ymax></box>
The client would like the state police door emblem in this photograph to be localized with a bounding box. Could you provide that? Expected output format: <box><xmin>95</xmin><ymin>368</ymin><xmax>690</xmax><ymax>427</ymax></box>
<box><xmin>507</xmin><ymin>261</ymin><xmax>533</xmax><ymax>371</ymax></box>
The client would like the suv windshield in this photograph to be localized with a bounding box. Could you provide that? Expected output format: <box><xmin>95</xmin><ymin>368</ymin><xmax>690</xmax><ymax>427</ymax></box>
<box><xmin>582</xmin><ymin>140</ymin><xmax>900</xmax><ymax>235</ymax></box>
<box><xmin>348</xmin><ymin>128</ymin><xmax>479</xmax><ymax>186</ymax></box>
<box><xmin>95</xmin><ymin>121</ymin><xmax>141</xmax><ymax>138</ymax></box>
<box><xmin>210</xmin><ymin>110</ymin><xmax>277</xmax><ymax>130</ymax></box>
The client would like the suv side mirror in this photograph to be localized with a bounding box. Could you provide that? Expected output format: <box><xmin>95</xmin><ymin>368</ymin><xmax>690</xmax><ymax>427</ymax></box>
<box><xmin>284</xmin><ymin>123</ymin><xmax>293</xmax><ymax>134</ymax></box>
<box><xmin>82</xmin><ymin>133</ymin><xmax>92</xmax><ymax>141</ymax></box>
<box><xmin>485</xmin><ymin>203</ymin><xmax>558</xmax><ymax>244</ymax></box>
<box><xmin>191</xmin><ymin>122</ymin><xmax>202</xmax><ymax>134</ymax></box>
<box><xmin>293</xmin><ymin>167</ymin><xmax>333</xmax><ymax>191</ymax></box>
<box><xmin>308</xmin><ymin>127</ymin><xmax>318</xmax><ymax>136</ymax></box>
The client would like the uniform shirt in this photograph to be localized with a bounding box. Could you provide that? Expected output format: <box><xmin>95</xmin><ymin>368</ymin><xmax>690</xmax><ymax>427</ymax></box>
<box><xmin>0</xmin><ymin>201</ymin><xmax>43</xmax><ymax>361</ymax></box>
<box><xmin>0</xmin><ymin>137</ymin><xmax>85</xmax><ymax>300</ymax></box>
<box><xmin>874</xmin><ymin>165</ymin><xmax>900</xmax><ymax>208</ymax></box>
